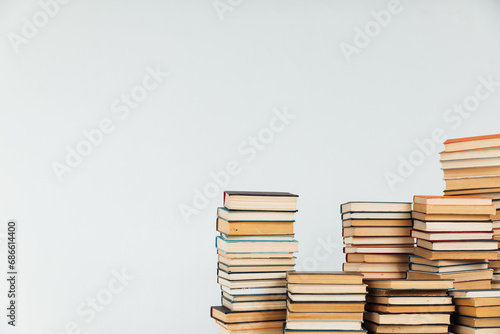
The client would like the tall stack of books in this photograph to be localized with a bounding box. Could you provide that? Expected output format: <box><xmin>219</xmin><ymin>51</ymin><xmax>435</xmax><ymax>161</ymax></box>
<box><xmin>211</xmin><ymin>191</ymin><xmax>299</xmax><ymax>334</ymax></box>
<box><xmin>450</xmin><ymin>289</ymin><xmax>500</xmax><ymax>333</ymax></box>
<box><xmin>441</xmin><ymin>134</ymin><xmax>500</xmax><ymax>284</ymax></box>
<box><xmin>408</xmin><ymin>195</ymin><xmax>498</xmax><ymax>290</ymax></box>
<box><xmin>285</xmin><ymin>272</ymin><xmax>366</xmax><ymax>333</ymax></box>
<box><xmin>341</xmin><ymin>202</ymin><xmax>414</xmax><ymax>279</ymax></box>
<box><xmin>364</xmin><ymin>279</ymin><xmax>455</xmax><ymax>333</ymax></box>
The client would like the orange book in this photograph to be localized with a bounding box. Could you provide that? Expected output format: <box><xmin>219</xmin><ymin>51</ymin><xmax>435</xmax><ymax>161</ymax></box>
<box><xmin>444</xmin><ymin>134</ymin><xmax>500</xmax><ymax>152</ymax></box>
<box><xmin>414</xmin><ymin>195</ymin><xmax>494</xmax><ymax>206</ymax></box>
<box><xmin>413</xmin><ymin>203</ymin><xmax>496</xmax><ymax>215</ymax></box>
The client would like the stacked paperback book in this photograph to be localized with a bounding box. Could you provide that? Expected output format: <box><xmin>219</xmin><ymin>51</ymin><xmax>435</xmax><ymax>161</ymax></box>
<box><xmin>441</xmin><ymin>134</ymin><xmax>500</xmax><ymax>287</ymax></box>
<box><xmin>285</xmin><ymin>272</ymin><xmax>366</xmax><ymax>333</ymax></box>
<box><xmin>364</xmin><ymin>279</ymin><xmax>455</xmax><ymax>333</ymax></box>
<box><xmin>211</xmin><ymin>191</ymin><xmax>299</xmax><ymax>333</ymax></box>
<box><xmin>450</xmin><ymin>289</ymin><xmax>500</xmax><ymax>333</ymax></box>
<box><xmin>341</xmin><ymin>202</ymin><xmax>414</xmax><ymax>279</ymax></box>
<box><xmin>408</xmin><ymin>195</ymin><xmax>498</xmax><ymax>290</ymax></box>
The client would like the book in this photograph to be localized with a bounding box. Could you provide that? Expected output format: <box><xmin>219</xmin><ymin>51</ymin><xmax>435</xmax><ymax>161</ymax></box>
<box><xmin>218</xmin><ymin>277</ymin><xmax>287</xmax><ymax>289</ymax></box>
<box><xmin>341</xmin><ymin>202</ymin><xmax>411</xmax><ymax>213</ymax></box>
<box><xmin>444</xmin><ymin>134</ymin><xmax>500</xmax><ymax>152</ymax></box>
<box><xmin>216</xmin><ymin>237</ymin><xmax>299</xmax><ymax>253</ymax></box>
<box><xmin>344</xmin><ymin>245</ymin><xmax>414</xmax><ymax>254</ymax></box>
<box><xmin>449</xmin><ymin>289</ymin><xmax>500</xmax><ymax>298</ymax></box>
<box><xmin>413</xmin><ymin>219</ymin><xmax>494</xmax><ymax>232</ymax></box>
<box><xmin>413</xmin><ymin>203</ymin><xmax>496</xmax><ymax>215</ymax></box>
<box><xmin>411</xmin><ymin>230</ymin><xmax>493</xmax><ymax>241</ymax></box>
<box><xmin>454</xmin><ymin>297</ymin><xmax>500</xmax><ymax>306</ymax></box>
<box><xmin>416</xmin><ymin>239</ymin><xmax>498</xmax><ymax>251</ymax></box>
<box><xmin>444</xmin><ymin>166</ymin><xmax>500</xmax><ymax>178</ymax></box>
<box><xmin>344</xmin><ymin>236</ymin><xmax>414</xmax><ymax>245</ymax></box>
<box><xmin>452</xmin><ymin>324</ymin><xmax>500</xmax><ymax>334</ymax></box>
<box><xmin>343</xmin><ymin>219</ymin><xmax>412</xmax><ymax>227</ymax></box>
<box><xmin>343</xmin><ymin>263</ymin><xmax>408</xmax><ymax>272</ymax></box>
<box><xmin>287</xmin><ymin>312</ymin><xmax>364</xmax><ymax>321</ymax></box>
<box><xmin>222</xmin><ymin>297</ymin><xmax>287</xmax><ymax>311</ymax></box>
<box><xmin>446</xmin><ymin>187</ymin><xmax>500</xmax><ymax>196</ymax></box>
<box><xmin>221</xmin><ymin>327</ymin><xmax>284</xmax><ymax>334</ymax></box>
<box><xmin>287</xmin><ymin>300</ymin><xmax>365</xmax><ymax>313</ymax></box>
<box><xmin>342</xmin><ymin>212</ymin><xmax>411</xmax><ymax>220</ymax></box>
<box><xmin>363</xmin><ymin>279</ymin><xmax>454</xmax><ymax>290</ymax></box>
<box><xmin>346</xmin><ymin>253</ymin><xmax>409</xmax><ymax>263</ymax></box>
<box><xmin>365</xmin><ymin>295</ymin><xmax>452</xmax><ymax>305</ymax></box>
<box><xmin>217</xmin><ymin>218</ymin><xmax>294</xmax><ymax>236</ymax></box>
<box><xmin>445</xmin><ymin>176</ymin><xmax>500</xmax><ymax>191</ymax></box>
<box><xmin>412</xmin><ymin>211</ymin><xmax>492</xmax><ymax>221</ymax></box>
<box><xmin>218</xmin><ymin>207</ymin><xmax>296</xmax><ymax>221</ymax></box>
<box><xmin>221</xmin><ymin>285</ymin><xmax>287</xmax><ymax>296</ymax></box>
<box><xmin>287</xmin><ymin>292</ymin><xmax>366</xmax><ymax>302</ymax></box>
<box><xmin>364</xmin><ymin>311</ymin><xmax>450</xmax><ymax>325</ymax></box>
<box><xmin>222</xmin><ymin>292</ymin><xmax>286</xmax><ymax>302</ymax></box>
<box><xmin>218</xmin><ymin>263</ymin><xmax>295</xmax><ymax>273</ymax></box>
<box><xmin>367</xmin><ymin>289</ymin><xmax>448</xmax><ymax>297</ymax></box>
<box><xmin>410</xmin><ymin>263</ymin><xmax>489</xmax><ymax>273</ymax></box>
<box><xmin>359</xmin><ymin>272</ymin><xmax>407</xmax><ymax>279</ymax></box>
<box><xmin>454</xmin><ymin>315</ymin><xmax>500</xmax><ymax>328</ymax></box>
<box><xmin>456</xmin><ymin>305</ymin><xmax>500</xmax><ymax>317</ymax></box>
<box><xmin>210</xmin><ymin>306</ymin><xmax>286</xmax><ymax>323</ymax></box>
<box><xmin>218</xmin><ymin>251</ymin><xmax>294</xmax><ymax>259</ymax></box>
<box><xmin>216</xmin><ymin>320</ymin><xmax>285</xmax><ymax>331</ymax></box>
<box><xmin>453</xmin><ymin>279</ymin><xmax>492</xmax><ymax>290</ymax></box>
<box><xmin>285</xmin><ymin>320</ymin><xmax>362</xmax><ymax>331</ymax></box>
<box><xmin>343</xmin><ymin>227</ymin><xmax>411</xmax><ymax>237</ymax></box>
<box><xmin>364</xmin><ymin>321</ymin><xmax>449</xmax><ymax>333</ymax></box>
<box><xmin>406</xmin><ymin>269</ymin><xmax>493</xmax><ymax>282</ymax></box>
<box><xmin>366</xmin><ymin>303</ymin><xmax>455</xmax><ymax>313</ymax></box>
<box><xmin>287</xmin><ymin>272</ymin><xmax>363</xmax><ymax>285</ymax></box>
<box><xmin>218</xmin><ymin>270</ymin><xmax>287</xmax><ymax>281</ymax></box>
<box><xmin>224</xmin><ymin>191</ymin><xmax>298</xmax><ymax>211</ymax></box>
<box><xmin>441</xmin><ymin>157</ymin><xmax>500</xmax><ymax>169</ymax></box>
<box><xmin>414</xmin><ymin>195</ymin><xmax>495</xmax><ymax>206</ymax></box>
<box><xmin>413</xmin><ymin>246</ymin><xmax>498</xmax><ymax>260</ymax></box>
<box><xmin>287</xmin><ymin>284</ymin><xmax>366</xmax><ymax>294</ymax></box>
<box><xmin>218</xmin><ymin>256</ymin><xmax>296</xmax><ymax>266</ymax></box>
<box><xmin>222</xmin><ymin>235</ymin><xmax>295</xmax><ymax>241</ymax></box>
<box><xmin>440</xmin><ymin>147</ymin><xmax>500</xmax><ymax>161</ymax></box>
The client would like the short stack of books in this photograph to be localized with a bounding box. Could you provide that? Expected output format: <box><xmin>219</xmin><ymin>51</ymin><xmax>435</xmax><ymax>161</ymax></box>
<box><xmin>364</xmin><ymin>279</ymin><xmax>455</xmax><ymax>333</ymax></box>
<box><xmin>408</xmin><ymin>195</ymin><xmax>498</xmax><ymax>290</ymax></box>
<box><xmin>341</xmin><ymin>202</ymin><xmax>414</xmax><ymax>279</ymax></box>
<box><xmin>211</xmin><ymin>191</ymin><xmax>299</xmax><ymax>333</ymax></box>
<box><xmin>450</xmin><ymin>289</ymin><xmax>500</xmax><ymax>333</ymax></box>
<box><xmin>285</xmin><ymin>272</ymin><xmax>366</xmax><ymax>333</ymax></box>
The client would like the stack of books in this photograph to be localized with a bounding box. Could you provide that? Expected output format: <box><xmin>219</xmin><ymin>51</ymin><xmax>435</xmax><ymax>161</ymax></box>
<box><xmin>450</xmin><ymin>289</ymin><xmax>500</xmax><ymax>333</ymax></box>
<box><xmin>211</xmin><ymin>191</ymin><xmax>299</xmax><ymax>333</ymax></box>
<box><xmin>364</xmin><ymin>279</ymin><xmax>455</xmax><ymax>333</ymax></box>
<box><xmin>441</xmin><ymin>134</ymin><xmax>500</xmax><ymax>212</ymax></box>
<box><xmin>285</xmin><ymin>272</ymin><xmax>366</xmax><ymax>333</ymax></box>
<box><xmin>490</xmin><ymin>260</ymin><xmax>500</xmax><ymax>288</ymax></box>
<box><xmin>408</xmin><ymin>195</ymin><xmax>498</xmax><ymax>290</ymax></box>
<box><xmin>341</xmin><ymin>202</ymin><xmax>414</xmax><ymax>279</ymax></box>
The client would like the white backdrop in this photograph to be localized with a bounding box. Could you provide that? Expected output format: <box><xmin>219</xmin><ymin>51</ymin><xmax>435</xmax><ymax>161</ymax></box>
<box><xmin>1</xmin><ymin>0</ymin><xmax>500</xmax><ymax>333</ymax></box>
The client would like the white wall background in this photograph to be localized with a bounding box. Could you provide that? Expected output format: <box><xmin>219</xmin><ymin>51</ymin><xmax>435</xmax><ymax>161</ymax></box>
<box><xmin>1</xmin><ymin>0</ymin><xmax>500</xmax><ymax>333</ymax></box>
